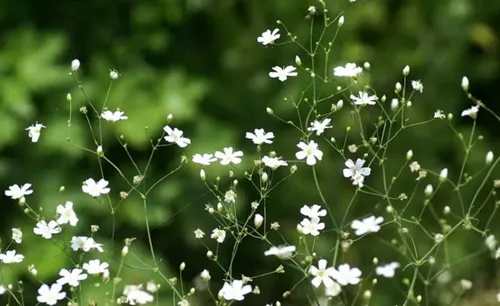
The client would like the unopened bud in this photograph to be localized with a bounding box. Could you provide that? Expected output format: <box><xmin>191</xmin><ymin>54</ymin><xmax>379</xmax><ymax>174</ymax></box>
<box><xmin>254</xmin><ymin>214</ymin><xmax>264</xmax><ymax>229</ymax></box>
<box><xmin>461</xmin><ymin>76</ymin><xmax>469</xmax><ymax>91</ymax></box>
<box><xmin>403</xmin><ymin>65</ymin><xmax>410</xmax><ymax>76</ymax></box>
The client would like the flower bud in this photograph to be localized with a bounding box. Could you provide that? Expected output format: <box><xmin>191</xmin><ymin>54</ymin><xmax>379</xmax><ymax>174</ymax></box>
<box><xmin>395</xmin><ymin>82</ymin><xmax>402</xmax><ymax>93</ymax></box>
<box><xmin>338</xmin><ymin>15</ymin><xmax>344</xmax><ymax>27</ymax></box>
<box><xmin>200</xmin><ymin>169</ymin><xmax>206</xmax><ymax>181</ymax></box>
<box><xmin>71</xmin><ymin>59</ymin><xmax>80</xmax><ymax>71</ymax></box>
<box><xmin>406</xmin><ymin>150</ymin><xmax>413</xmax><ymax>160</ymax></box>
<box><xmin>121</xmin><ymin>246</ymin><xmax>129</xmax><ymax>257</ymax></box>
<box><xmin>461</xmin><ymin>76</ymin><xmax>469</xmax><ymax>91</ymax></box>
<box><xmin>254</xmin><ymin>214</ymin><xmax>264</xmax><ymax>229</ymax></box>
<box><xmin>363</xmin><ymin>62</ymin><xmax>370</xmax><ymax>70</ymax></box>
<box><xmin>424</xmin><ymin>184</ymin><xmax>433</xmax><ymax>197</ymax></box>
<box><xmin>391</xmin><ymin>98</ymin><xmax>399</xmax><ymax>111</ymax></box>
<box><xmin>439</xmin><ymin>168</ymin><xmax>448</xmax><ymax>182</ymax></box>
<box><xmin>403</xmin><ymin>65</ymin><xmax>410</xmax><ymax>76</ymax></box>
<box><xmin>486</xmin><ymin>151</ymin><xmax>494</xmax><ymax>165</ymax></box>
<box><xmin>180</xmin><ymin>262</ymin><xmax>186</xmax><ymax>271</ymax></box>
<box><xmin>266</xmin><ymin>107</ymin><xmax>273</xmax><ymax>115</ymax></box>
<box><xmin>295</xmin><ymin>55</ymin><xmax>302</xmax><ymax>67</ymax></box>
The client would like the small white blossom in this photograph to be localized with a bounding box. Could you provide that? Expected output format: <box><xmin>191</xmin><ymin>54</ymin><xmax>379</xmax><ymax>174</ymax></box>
<box><xmin>257</xmin><ymin>29</ymin><xmax>280</xmax><ymax>45</ymax></box>
<box><xmin>299</xmin><ymin>218</ymin><xmax>325</xmax><ymax>236</ymax></box>
<box><xmin>264</xmin><ymin>245</ymin><xmax>296</xmax><ymax>259</ymax></box>
<box><xmin>194</xmin><ymin>229</ymin><xmax>205</xmax><ymax>239</ymax></box>
<box><xmin>163</xmin><ymin>126</ymin><xmax>191</xmax><ymax>148</ymax></box>
<box><xmin>0</xmin><ymin>250</ymin><xmax>24</xmax><ymax>264</ymax></box>
<box><xmin>409</xmin><ymin>161</ymin><xmax>421</xmax><ymax>172</ymax></box>
<box><xmin>83</xmin><ymin>259</ymin><xmax>109</xmax><ymax>276</ymax></box>
<box><xmin>300</xmin><ymin>204</ymin><xmax>326</xmax><ymax>220</ymax></box>
<box><xmin>57</xmin><ymin>268</ymin><xmax>88</xmax><ymax>287</ymax></box>
<box><xmin>461</xmin><ymin>106</ymin><xmax>479</xmax><ymax>118</ymax></box>
<box><xmin>375</xmin><ymin>262</ymin><xmax>400</xmax><ymax>278</ymax></box>
<box><xmin>218</xmin><ymin>279</ymin><xmax>252</xmax><ymax>301</ymax></box>
<box><xmin>309</xmin><ymin>259</ymin><xmax>337</xmax><ymax>288</ymax></box>
<box><xmin>333</xmin><ymin>63</ymin><xmax>362</xmax><ymax>78</ymax></box>
<box><xmin>82</xmin><ymin>178</ymin><xmax>110</xmax><ymax>197</ymax></box>
<box><xmin>486</xmin><ymin>235</ymin><xmax>497</xmax><ymax>251</ymax></box>
<box><xmin>26</xmin><ymin>123</ymin><xmax>46</xmax><ymax>142</ymax></box>
<box><xmin>5</xmin><ymin>183</ymin><xmax>33</xmax><ymax>200</ymax></box>
<box><xmin>269</xmin><ymin>66</ymin><xmax>298</xmax><ymax>82</ymax></box>
<box><xmin>411</xmin><ymin>80</ymin><xmax>423</xmax><ymax>93</ymax></box>
<box><xmin>343</xmin><ymin>159</ymin><xmax>371</xmax><ymax>187</ymax></box>
<box><xmin>201</xmin><ymin>269</ymin><xmax>211</xmax><ymax>281</ymax></box>
<box><xmin>350</xmin><ymin>91</ymin><xmax>378</xmax><ymax>106</ymax></box>
<box><xmin>192</xmin><ymin>154</ymin><xmax>217</xmax><ymax>166</ymax></box>
<box><xmin>109</xmin><ymin>69</ymin><xmax>120</xmax><ymax>80</ymax></box>
<box><xmin>211</xmin><ymin>228</ymin><xmax>226</xmax><ymax>243</ymax></box>
<box><xmin>261</xmin><ymin>156</ymin><xmax>288</xmax><ymax>169</ymax></box>
<box><xmin>56</xmin><ymin>201</ymin><xmax>78</xmax><ymax>226</ymax></box>
<box><xmin>215</xmin><ymin>147</ymin><xmax>243</xmax><ymax>165</ymax></box>
<box><xmin>34</xmin><ymin>220</ymin><xmax>62</xmax><ymax>239</ymax></box>
<box><xmin>37</xmin><ymin>283</ymin><xmax>66</xmax><ymax>305</ymax></box>
<box><xmin>308</xmin><ymin>118</ymin><xmax>332</xmax><ymax>136</ymax></box>
<box><xmin>295</xmin><ymin>140</ymin><xmax>323</xmax><ymax>166</ymax></box>
<box><xmin>70</xmin><ymin>236</ymin><xmax>103</xmax><ymax>252</ymax></box>
<box><xmin>351</xmin><ymin>216</ymin><xmax>383</xmax><ymax>236</ymax></box>
<box><xmin>11</xmin><ymin>228</ymin><xmax>22</xmax><ymax>243</ymax></box>
<box><xmin>434</xmin><ymin>110</ymin><xmax>445</xmax><ymax>119</ymax></box>
<box><xmin>101</xmin><ymin>110</ymin><xmax>128</xmax><ymax>122</ymax></box>
<box><xmin>246</xmin><ymin>129</ymin><xmax>274</xmax><ymax>145</ymax></box>
<box><xmin>124</xmin><ymin>285</ymin><xmax>154</xmax><ymax>305</ymax></box>
<box><xmin>331</xmin><ymin>264</ymin><xmax>362</xmax><ymax>286</ymax></box>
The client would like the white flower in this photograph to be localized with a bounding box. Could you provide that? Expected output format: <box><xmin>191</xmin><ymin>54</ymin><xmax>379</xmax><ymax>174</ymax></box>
<box><xmin>211</xmin><ymin>228</ymin><xmax>226</xmax><ymax>243</ymax></box>
<box><xmin>434</xmin><ymin>110</ymin><xmax>445</xmax><ymax>119</ymax></box>
<box><xmin>351</xmin><ymin>216</ymin><xmax>384</xmax><ymax>236</ymax></box>
<box><xmin>215</xmin><ymin>147</ymin><xmax>243</xmax><ymax>165</ymax></box>
<box><xmin>246</xmin><ymin>129</ymin><xmax>274</xmax><ymax>145</ymax></box>
<box><xmin>57</xmin><ymin>268</ymin><xmax>88</xmax><ymax>287</ymax></box>
<box><xmin>295</xmin><ymin>140</ymin><xmax>323</xmax><ymax>166</ymax></box>
<box><xmin>37</xmin><ymin>283</ymin><xmax>66</xmax><ymax>305</ymax></box>
<box><xmin>5</xmin><ymin>183</ymin><xmax>33</xmax><ymax>199</ymax></box>
<box><xmin>375</xmin><ymin>262</ymin><xmax>400</xmax><ymax>278</ymax></box>
<box><xmin>269</xmin><ymin>66</ymin><xmax>298</xmax><ymax>82</ymax></box>
<box><xmin>34</xmin><ymin>220</ymin><xmax>62</xmax><ymax>239</ymax></box>
<box><xmin>434</xmin><ymin>233</ymin><xmax>444</xmax><ymax>244</ymax></box>
<box><xmin>308</xmin><ymin>118</ymin><xmax>332</xmax><ymax>136</ymax></box>
<box><xmin>0</xmin><ymin>250</ymin><xmax>24</xmax><ymax>264</ymax></box>
<box><xmin>11</xmin><ymin>228</ymin><xmax>22</xmax><ymax>243</ymax></box>
<box><xmin>70</xmin><ymin>236</ymin><xmax>103</xmax><ymax>252</ymax></box>
<box><xmin>101</xmin><ymin>110</ymin><xmax>128</xmax><ymax>122</ymax></box>
<box><xmin>343</xmin><ymin>159</ymin><xmax>371</xmax><ymax>187</ymax></box>
<box><xmin>411</xmin><ymin>80</ymin><xmax>423</xmax><ymax>93</ymax></box>
<box><xmin>300</xmin><ymin>218</ymin><xmax>325</xmax><ymax>236</ymax></box>
<box><xmin>192</xmin><ymin>154</ymin><xmax>217</xmax><ymax>166</ymax></box>
<box><xmin>325</xmin><ymin>281</ymin><xmax>342</xmax><ymax>297</ymax></box>
<box><xmin>218</xmin><ymin>279</ymin><xmax>252</xmax><ymax>301</ymax></box>
<box><xmin>194</xmin><ymin>229</ymin><xmax>205</xmax><ymax>239</ymax></box>
<box><xmin>257</xmin><ymin>29</ymin><xmax>280</xmax><ymax>45</ymax></box>
<box><xmin>350</xmin><ymin>91</ymin><xmax>378</xmax><ymax>106</ymax></box>
<box><xmin>300</xmin><ymin>204</ymin><xmax>326</xmax><ymax>220</ymax></box>
<box><xmin>56</xmin><ymin>201</ymin><xmax>78</xmax><ymax>226</ymax></box>
<box><xmin>163</xmin><ymin>126</ymin><xmax>191</xmax><ymax>148</ymax></box>
<box><xmin>264</xmin><ymin>245</ymin><xmax>296</xmax><ymax>259</ymax></box>
<box><xmin>409</xmin><ymin>161</ymin><xmax>421</xmax><ymax>172</ymax></box>
<box><xmin>83</xmin><ymin>259</ymin><xmax>109</xmax><ymax>276</ymax></box>
<box><xmin>109</xmin><ymin>69</ymin><xmax>120</xmax><ymax>80</ymax></box>
<box><xmin>201</xmin><ymin>269</ymin><xmax>211</xmax><ymax>281</ymax></box>
<box><xmin>82</xmin><ymin>178</ymin><xmax>110</xmax><ymax>197</ymax></box>
<box><xmin>461</xmin><ymin>106</ymin><xmax>479</xmax><ymax>118</ymax></box>
<box><xmin>124</xmin><ymin>285</ymin><xmax>154</xmax><ymax>305</ymax></box>
<box><xmin>261</xmin><ymin>156</ymin><xmax>288</xmax><ymax>169</ymax></box>
<box><xmin>71</xmin><ymin>59</ymin><xmax>80</xmax><ymax>71</ymax></box>
<box><xmin>26</xmin><ymin>123</ymin><xmax>46</xmax><ymax>142</ymax></box>
<box><xmin>331</xmin><ymin>264</ymin><xmax>362</xmax><ymax>286</ymax></box>
<box><xmin>178</xmin><ymin>299</ymin><xmax>189</xmax><ymax>306</ymax></box>
<box><xmin>485</xmin><ymin>235</ymin><xmax>497</xmax><ymax>251</ymax></box>
<box><xmin>333</xmin><ymin>63</ymin><xmax>362</xmax><ymax>78</ymax></box>
<box><xmin>0</xmin><ymin>285</ymin><xmax>5</xmax><ymax>295</ymax></box>
<box><xmin>460</xmin><ymin>279</ymin><xmax>472</xmax><ymax>290</ymax></box>
<box><xmin>309</xmin><ymin>259</ymin><xmax>337</xmax><ymax>288</ymax></box>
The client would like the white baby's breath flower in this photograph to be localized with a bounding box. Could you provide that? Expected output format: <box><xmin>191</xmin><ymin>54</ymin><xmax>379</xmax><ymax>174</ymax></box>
<box><xmin>218</xmin><ymin>280</ymin><xmax>252</xmax><ymax>301</ymax></box>
<box><xmin>308</xmin><ymin>118</ymin><xmax>332</xmax><ymax>136</ymax></box>
<box><xmin>333</xmin><ymin>63</ymin><xmax>362</xmax><ymax>78</ymax></box>
<box><xmin>295</xmin><ymin>141</ymin><xmax>323</xmax><ymax>166</ymax></box>
<box><xmin>71</xmin><ymin>59</ymin><xmax>80</xmax><ymax>71</ymax></box>
<box><xmin>300</xmin><ymin>204</ymin><xmax>326</xmax><ymax>220</ymax></box>
<box><xmin>257</xmin><ymin>29</ymin><xmax>280</xmax><ymax>45</ymax></box>
<box><xmin>0</xmin><ymin>250</ymin><xmax>24</xmax><ymax>264</ymax></box>
<box><xmin>11</xmin><ymin>228</ymin><xmax>22</xmax><ymax>243</ymax></box>
<box><xmin>269</xmin><ymin>66</ymin><xmax>298</xmax><ymax>82</ymax></box>
<box><xmin>261</xmin><ymin>156</ymin><xmax>288</xmax><ymax>169</ymax></box>
<box><xmin>411</xmin><ymin>80</ymin><xmax>423</xmax><ymax>93</ymax></box>
<box><xmin>343</xmin><ymin>159</ymin><xmax>371</xmax><ymax>187</ymax></box>
<box><xmin>434</xmin><ymin>110</ymin><xmax>445</xmax><ymax>119</ymax></box>
<box><xmin>37</xmin><ymin>283</ymin><xmax>66</xmax><ymax>305</ymax></box>
<box><xmin>5</xmin><ymin>183</ymin><xmax>33</xmax><ymax>200</ymax></box>
<box><xmin>215</xmin><ymin>147</ymin><xmax>243</xmax><ymax>165</ymax></box>
<box><xmin>409</xmin><ymin>161</ymin><xmax>420</xmax><ymax>172</ymax></box>
<box><xmin>211</xmin><ymin>228</ymin><xmax>226</xmax><ymax>243</ymax></box>
<box><xmin>350</xmin><ymin>91</ymin><xmax>378</xmax><ymax>106</ymax></box>
<box><xmin>26</xmin><ymin>123</ymin><xmax>46</xmax><ymax>143</ymax></box>
<box><xmin>264</xmin><ymin>245</ymin><xmax>296</xmax><ymax>259</ymax></box>
<box><xmin>101</xmin><ymin>110</ymin><xmax>127</xmax><ymax>122</ymax></box>
<box><xmin>57</xmin><ymin>268</ymin><xmax>88</xmax><ymax>287</ymax></box>
<box><xmin>194</xmin><ymin>229</ymin><xmax>205</xmax><ymax>239</ymax></box>
<box><xmin>109</xmin><ymin>69</ymin><xmax>120</xmax><ymax>79</ymax></box>
<box><xmin>56</xmin><ymin>201</ymin><xmax>78</xmax><ymax>226</ymax></box>
<box><xmin>309</xmin><ymin>259</ymin><xmax>336</xmax><ymax>288</ymax></box>
<box><xmin>82</xmin><ymin>178</ymin><xmax>110</xmax><ymax>197</ymax></box>
<box><xmin>351</xmin><ymin>216</ymin><xmax>383</xmax><ymax>236</ymax></box>
<box><xmin>375</xmin><ymin>262</ymin><xmax>400</xmax><ymax>278</ymax></box>
<box><xmin>192</xmin><ymin>154</ymin><xmax>217</xmax><ymax>166</ymax></box>
<box><xmin>34</xmin><ymin>220</ymin><xmax>62</xmax><ymax>239</ymax></box>
<box><xmin>246</xmin><ymin>129</ymin><xmax>274</xmax><ymax>145</ymax></box>
<box><xmin>331</xmin><ymin>264</ymin><xmax>362</xmax><ymax>286</ymax></box>
<box><xmin>164</xmin><ymin>126</ymin><xmax>191</xmax><ymax>148</ymax></box>
<box><xmin>299</xmin><ymin>218</ymin><xmax>325</xmax><ymax>236</ymax></box>
<box><xmin>83</xmin><ymin>259</ymin><xmax>109</xmax><ymax>276</ymax></box>
<box><xmin>461</xmin><ymin>106</ymin><xmax>479</xmax><ymax>118</ymax></box>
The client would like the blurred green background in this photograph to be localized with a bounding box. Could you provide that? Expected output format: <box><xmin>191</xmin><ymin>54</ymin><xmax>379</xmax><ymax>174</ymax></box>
<box><xmin>1</xmin><ymin>0</ymin><xmax>500</xmax><ymax>305</ymax></box>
